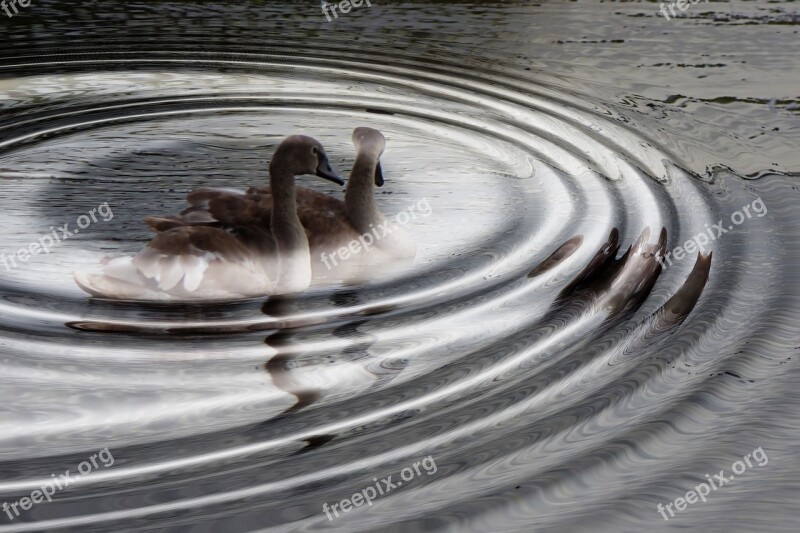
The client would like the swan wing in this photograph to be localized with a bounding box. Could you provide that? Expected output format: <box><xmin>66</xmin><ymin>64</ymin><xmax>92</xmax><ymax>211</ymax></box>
<box><xmin>88</xmin><ymin>226</ymin><xmax>274</xmax><ymax>298</ymax></box>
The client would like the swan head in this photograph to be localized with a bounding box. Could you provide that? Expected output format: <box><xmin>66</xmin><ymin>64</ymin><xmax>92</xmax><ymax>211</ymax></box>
<box><xmin>352</xmin><ymin>127</ymin><xmax>386</xmax><ymax>187</ymax></box>
<box><xmin>270</xmin><ymin>135</ymin><xmax>344</xmax><ymax>185</ymax></box>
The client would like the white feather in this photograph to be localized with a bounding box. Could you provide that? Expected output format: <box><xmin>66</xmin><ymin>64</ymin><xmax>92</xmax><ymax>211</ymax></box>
<box><xmin>158</xmin><ymin>256</ymin><xmax>184</xmax><ymax>291</ymax></box>
<box><xmin>181</xmin><ymin>255</ymin><xmax>208</xmax><ymax>292</ymax></box>
<box><xmin>137</xmin><ymin>253</ymin><xmax>163</xmax><ymax>279</ymax></box>
<box><xmin>103</xmin><ymin>257</ymin><xmax>137</xmax><ymax>281</ymax></box>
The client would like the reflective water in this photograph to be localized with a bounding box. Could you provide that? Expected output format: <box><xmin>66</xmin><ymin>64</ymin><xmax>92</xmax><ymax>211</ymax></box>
<box><xmin>0</xmin><ymin>1</ymin><xmax>798</xmax><ymax>531</ymax></box>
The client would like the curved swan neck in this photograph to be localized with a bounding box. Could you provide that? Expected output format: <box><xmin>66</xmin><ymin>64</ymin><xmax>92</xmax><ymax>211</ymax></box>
<box><xmin>345</xmin><ymin>151</ymin><xmax>384</xmax><ymax>231</ymax></box>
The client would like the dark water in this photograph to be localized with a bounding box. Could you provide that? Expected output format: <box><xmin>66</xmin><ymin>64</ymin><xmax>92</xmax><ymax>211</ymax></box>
<box><xmin>0</xmin><ymin>1</ymin><xmax>798</xmax><ymax>531</ymax></box>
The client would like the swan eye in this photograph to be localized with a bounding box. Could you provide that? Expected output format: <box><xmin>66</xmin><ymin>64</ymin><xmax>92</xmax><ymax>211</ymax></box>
<box><xmin>311</xmin><ymin>146</ymin><xmax>319</xmax><ymax>155</ymax></box>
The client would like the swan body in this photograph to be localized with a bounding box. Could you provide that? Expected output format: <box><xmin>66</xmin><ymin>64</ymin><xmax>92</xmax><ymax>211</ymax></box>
<box><xmin>74</xmin><ymin>135</ymin><xmax>343</xmax><ymax>300</ymax></box>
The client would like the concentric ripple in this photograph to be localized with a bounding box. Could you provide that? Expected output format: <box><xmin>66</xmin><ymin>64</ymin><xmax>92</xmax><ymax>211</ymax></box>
<box><xmin>1</xmin><ymin>2</ymin><xmax>799</xmax><ymax>532</ymax></box>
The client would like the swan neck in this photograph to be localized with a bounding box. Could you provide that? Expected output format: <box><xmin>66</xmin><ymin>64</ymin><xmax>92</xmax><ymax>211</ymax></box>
<box><xmin>345</xmin><ymin>151</ymin><xmax>383</xmax><ymax>231</ymax></box>
<box><xmin>269</xmin><ymin>167</ymin><xmax>311</xmax><ymax>292</ymax></box>
<box><xmin>269</xmin><ymin>169</ymin><xmax>305</xmax><ymax>250</ymax></box>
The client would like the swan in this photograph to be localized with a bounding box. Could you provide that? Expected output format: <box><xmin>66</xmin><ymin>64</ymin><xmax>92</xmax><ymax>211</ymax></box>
<box><xmin>74</xmin><ymin>135</ymin><xmax>344</xmax><ymax>300</ymax></box>
<box><xmin>303</xmin><ymin>126</ymin><xmax>416</xmax><ymax>280</ymax></box>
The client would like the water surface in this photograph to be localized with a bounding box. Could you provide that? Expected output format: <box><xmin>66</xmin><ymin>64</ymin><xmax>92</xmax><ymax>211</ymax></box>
<box><xmin>0</xmin><ymin>1</ymin><xmax>798</xmax><ymax>531</ymax></box>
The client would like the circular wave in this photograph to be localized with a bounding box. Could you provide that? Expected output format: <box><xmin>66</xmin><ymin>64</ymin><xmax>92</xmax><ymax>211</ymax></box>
<box><xmin>0</xmin><ymin>42</ymin><xmax>796</xmax><ymax>533</ymax></box>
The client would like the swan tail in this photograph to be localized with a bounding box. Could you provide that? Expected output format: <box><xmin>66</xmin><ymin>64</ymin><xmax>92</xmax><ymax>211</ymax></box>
<box><xmin>73</xmin><ymin>270</ymin><xmax>169</xmax><ymax>300</ymax></box>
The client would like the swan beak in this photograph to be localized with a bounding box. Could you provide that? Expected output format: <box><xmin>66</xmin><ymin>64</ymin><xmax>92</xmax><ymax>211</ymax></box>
<box><xmin>316</xmin><ymin>155</ymin><xmax>345</xmax><ymax>185</ymax></box>
<box><xmin>374</xmin><ymin>162</ymin><xmax>384</xmax><ymax>187</ymax></box>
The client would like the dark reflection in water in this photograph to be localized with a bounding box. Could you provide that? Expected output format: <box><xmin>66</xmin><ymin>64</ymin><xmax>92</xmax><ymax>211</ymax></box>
<box><xmin>0</xmin><ymin>1</ymin><xmax>799</xmax><ymax>532</ymax></box>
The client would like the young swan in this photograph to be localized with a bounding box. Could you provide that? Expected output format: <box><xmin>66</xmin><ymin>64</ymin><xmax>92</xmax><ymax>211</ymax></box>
<box><xmin>304</xmin><ymin>127</ymin><xmax>416</xmax><ymax>281</ymax></box>
<box><xmin>74</xmin><ymin>135</ymin><xmax>343</xmax><ymax>300</ymax></box>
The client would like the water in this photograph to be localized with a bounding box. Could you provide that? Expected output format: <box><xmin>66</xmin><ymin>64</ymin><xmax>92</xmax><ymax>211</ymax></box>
<box><xmin>0</xmin><ymin>1</ymin><xmax>798</xmax><ymax>531</ymax></box>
